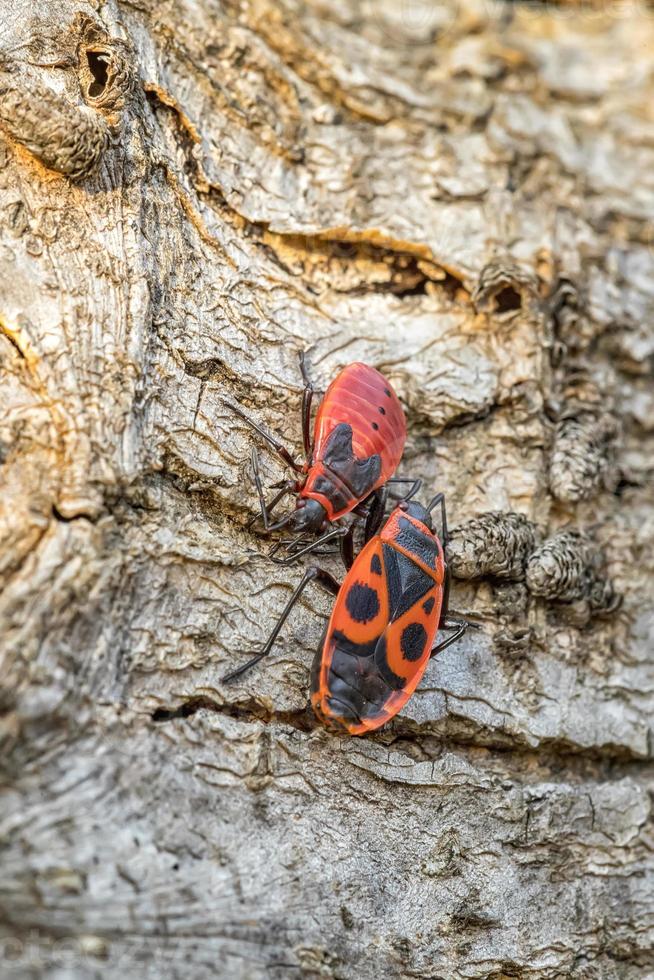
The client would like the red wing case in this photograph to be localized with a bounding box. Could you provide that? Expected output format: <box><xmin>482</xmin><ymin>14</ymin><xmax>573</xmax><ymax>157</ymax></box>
<box><xmin>311</xmin><ymin>510</ymin><xmax>445</xmax><ymax>735</ymax></box>
<box><xmin>301</xmin><ymin>363</ymin><xmax>406</xmax><ymax>520</ymax></box>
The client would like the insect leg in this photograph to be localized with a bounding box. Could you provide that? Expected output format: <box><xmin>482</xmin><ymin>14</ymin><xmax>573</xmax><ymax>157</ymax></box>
<box><xmin>299</xmin><ymin>351</ymin><xmax>315</xmax><ymax>462</ymax></box>
<box><xmin>352</xmin><ymin>492</ymin><xmax>375</xmax><ymax>517</ymax></box>
<box><xmin>339</xmin><ymin>524</ymin><xmax>355</xmax><ymax>571</ymax></box>
<box><xmin>223</xmin><ymin>398</ymin><xmax>303</xmax><ymax>473</ymax></box>
<box><xmin>431</xmin><ymin>571</ymin><xmax>483</xmax><ymax>657</ymax></box>
<box><xmin>247</xmin><ymin>484</ymin><xmax>295</xmax><ymax>530</ymax></box>
<box><xmin>426</xmin><ymin>491</ymin><xmax>448</xmax><ymax>545</ymax></box>
<box><xmin>268</xmin><ymin>524</ymin><xmax>351</xmax><ymax>566</ymax></box>
<box><xmin>386</xmin><ymin>477</ymin><xmax>423</xmax><ymax>502</ymax></box>
<box><xmin>430</xmin><ymin>620</ymin><xmax>469</xmax><ymax>656</ymax></box>
<box><xmin>249</xmin><ymin>448</ymin><xmax>298</xmax><ymax>530</ymax></box>
<box><xmin>363</xmin><ymin>486</ymin><xmax>388</xmax><ymax>542</ymax></box>
<box><xmin>222</xmin><ymin>566</ymin><xmax>341</xmax><ymax>682</ymax></box>
<box><xmin>440</xmin><ymin>561</ymin><xmax>451</xmax><ymax>622</ymax></box>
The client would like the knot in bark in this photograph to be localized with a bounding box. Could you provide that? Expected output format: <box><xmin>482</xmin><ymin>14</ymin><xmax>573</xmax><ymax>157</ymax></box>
<box><xmin>549</xmin><ymin>411</ymin><xmax>618</xmax><ymax>503</ymax></box>
<box><xmin>448</xmin><ymin>511</ymin><xmax>540</xmax><ymax>581</ymax></box>
<box><xmin>472</xmin><ymin>258</ymin><xmax>539</xmax><ymax>319</ymax></box>
<box><xmin>0</xmin><ymin>64</ymin><xmax>108</xmax><ymax>180</ymax></box>
<box><xmin>525</xmin><ymin>530</ymin><xmax>618</xmax><ymax>611</ymax></box>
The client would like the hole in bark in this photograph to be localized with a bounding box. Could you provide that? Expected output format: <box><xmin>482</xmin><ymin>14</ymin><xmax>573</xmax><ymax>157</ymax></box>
<box><xmin>614</xmin><ymin>476</ymin><xmax>643</xmax><ymax>496</ymax></box>
<box><xmin>152</xmin><ymin>703</ymin><xmax>197</xmax><ymax>722</ymax></box>
<box><xmin>86</xmin><ymin>50</ymin><xmax>110</xmax><ymax>97</ymax></box>
<box><xmin>494</xmin><ymin>285</ymin><xmax>522</xmax><ymax>313</ymax></box>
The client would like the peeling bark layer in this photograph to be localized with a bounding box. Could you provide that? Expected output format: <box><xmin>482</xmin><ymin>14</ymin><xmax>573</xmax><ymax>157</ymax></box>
<box><xmin>1</xmin><ymin>1</ymin><xmax>653</xmax><ymax>977</ymax></box>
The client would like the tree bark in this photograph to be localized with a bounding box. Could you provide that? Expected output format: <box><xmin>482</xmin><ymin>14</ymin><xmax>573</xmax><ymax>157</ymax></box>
<box><xmin>1</xmin><ymin>1</ymin><xmax>653</xmax><ymax>977</ymax></box>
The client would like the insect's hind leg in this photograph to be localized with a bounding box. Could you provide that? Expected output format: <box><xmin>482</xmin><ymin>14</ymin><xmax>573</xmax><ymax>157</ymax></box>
<box><xmin>222</xmin><ymin>566</ymin><xmax>341</xmax><ymax>682</ymax></box>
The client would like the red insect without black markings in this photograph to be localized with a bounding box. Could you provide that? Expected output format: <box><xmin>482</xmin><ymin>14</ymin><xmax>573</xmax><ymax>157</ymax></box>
<box><xmin>222</xmin><ymin>492</ymin><xmax>475</xmax><ymax>736</ymax></box>
<box><xmin>224</xmin><ymin>357</ymin><xmax>407</xmax><ymax>564</ymax></box>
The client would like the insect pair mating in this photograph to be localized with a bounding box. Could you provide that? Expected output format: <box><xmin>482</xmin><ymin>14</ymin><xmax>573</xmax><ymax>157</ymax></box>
<box><xmin>223</xmin><ymin>356</ymin><xmax>476</xmax><ymax>735</ymax></box>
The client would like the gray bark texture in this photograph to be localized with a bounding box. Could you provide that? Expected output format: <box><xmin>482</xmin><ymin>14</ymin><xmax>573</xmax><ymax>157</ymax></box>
<box><xmin>1</xmin><ymin>0</ymin><xmax>653</xmax><ymax>977</ymax></box>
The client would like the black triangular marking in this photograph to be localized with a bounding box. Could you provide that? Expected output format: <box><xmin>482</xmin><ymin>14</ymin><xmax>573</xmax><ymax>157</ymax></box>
<box><xmin>382</xmin><ymin>543</ymin><xmax>434</xmax><ymax>622</ymax></box>
<box><xmin>322</xmin><ymin>423</ymin><xmax>382</xmax><ymax>498</ymax></box>
<box><xmin>349</xmin><ymin>454</ymin><xmax>382</xmax><ymax>498</ymax></box>
<box><xmin>396</xmin><ymin>516</ymin><xmax>438</xmax><ymax>570</ymax></box>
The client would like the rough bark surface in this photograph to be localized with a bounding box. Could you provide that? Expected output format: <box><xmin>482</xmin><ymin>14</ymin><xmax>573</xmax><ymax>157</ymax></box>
<box><xmin>1</xmin><ymin>1</ymin><xmax>654</xmax><ymax>977</ymax></box>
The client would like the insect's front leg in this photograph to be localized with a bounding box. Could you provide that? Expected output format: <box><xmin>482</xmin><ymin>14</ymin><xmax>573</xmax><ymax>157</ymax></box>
<box><xmin>248</xmin><ymin>447</ymin><xmax>299</xmax><ymax>530</ymax></box>
<box><xmin>299</xmin><ymin>351</ymin><xmax>315</xmax><ymax>464</ymax></box>
<box><xmin>223</xmin><ymin>398</ymin><xmax>303</xmax><ymax>473</ymax></box>
<box><xmin>268</xmin><ymin>524</ymin><xmax>351</xmax><ymax>566</ymax></box>
<box><xmin>426</xmin><ymin>491</ymin><xmax>448</xmax><ymax>546</ymax></box>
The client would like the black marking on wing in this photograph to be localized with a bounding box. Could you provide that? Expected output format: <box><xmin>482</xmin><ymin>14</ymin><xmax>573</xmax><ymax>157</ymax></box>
<box><xmin>370</xmin><ymin>553</ymin><xmax>382</xmax><ymax>575</ymax></box>
<box><xmin>374</xmin><ymin>634</ymin><xmax>406</xmax><ymax>690</ymax></box>
<box><xmin>401</xmin><ymin>622</ymin><xmax>427</xmax><ymax>662</ymax></box>
<box><xmin>321</xmin><ymin>423</ymin><xmax>382</xmax><ymax>498</ymax></box>
<box><xmin>345</xmin><ymin>582</ymin><xmax>380</xmax><ymax>624</ymax></box>
<box><xmin>382</xmin><ymin>543</ymin><xmax>433</xmax><ymax>622</ymax></box>
<box><xmin>396</xmin><ymin>516</ymin><xmax>439</xmax><ymax>570</ymax></box>
<box><xmin>422</xmin><ymin>596</ymin><xmax>435</xmax><ymax>615</ymax></box>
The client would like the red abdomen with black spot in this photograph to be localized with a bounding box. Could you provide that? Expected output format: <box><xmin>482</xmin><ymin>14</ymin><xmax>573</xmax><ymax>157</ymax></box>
<box><xmin>301</xmin><ymin>363</ymin><xmax>406</xmax><ymax>521</ymax></box>
<box><xmin>311</xmin><ymin>506</ymin><xmax>445</xmax><ymax>735</ymax></box>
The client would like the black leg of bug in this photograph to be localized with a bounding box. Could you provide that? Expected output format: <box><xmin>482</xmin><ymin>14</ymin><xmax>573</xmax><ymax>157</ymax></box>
<box><xmin>223</xmin><ymin>398</ymin><xmax>303</xmax><ymax>473</ymax></box>
<box><xmin>440</xmin><ymin>562</ymin><xmax>451</xmax><ymax>622</ymax></box>
<box><xmin>340</xmin><ymin>524</ymin><xmax>355</xmax><ymax>570</ymax></box>
<box><xmin>271</xmin><ymin>535</ymin><xmax>313</xmax><ymax>557</ymax></box>
<box><xmin>222</xmin><ymin>566</ymin><xmax>341</xmax><ymax>682</ymax></box>
<box><xmin>247</xmin><ymin>484</ymin><xmax>295</xmax><ymax>530</ymax></box>
<box><xmin>298</xmin><ymin>351</ymin><xmax>315</xmax><ymax>463</ymax></box>
<box><xmin>386</xmin><ymin>476</ymin><xmax>423</xmax><ymax>503</ymax></box>
<box><xmin>352</xmin><ymin>488</ymin><xmax>382</xmax><ymax>518</ymax></box>
<box><xmin>430</xmin><ymin>616</ymin><xmax>482</xmax><ymax>656</ymax></box>
<box><xmin>281</xmin><ymin>521</ymin><xmax>357</xmax><ymax>570</ymax></box>
<box><xmin>248</xmin><ymin>447</ymin><xmax>299</xmax><ymax>530</ymax></box>
<box><xmin>268</xmin><ymin>524</ymin><xmax>351</xmax><ymax>566</ymax></box>
<box><xmin>429</xmin><ymin>559</ymin><xmax>481</xmax><ymax>657</ymax></box>
<box><xmin>426</xmin><ymin>491</ymin><xmax>448</xmax><ymax>545</ymax></box>
<box><xmin>363</xmin><ymin>486</ymin><xmax>388</xmax><ymax>542</ymax></box>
